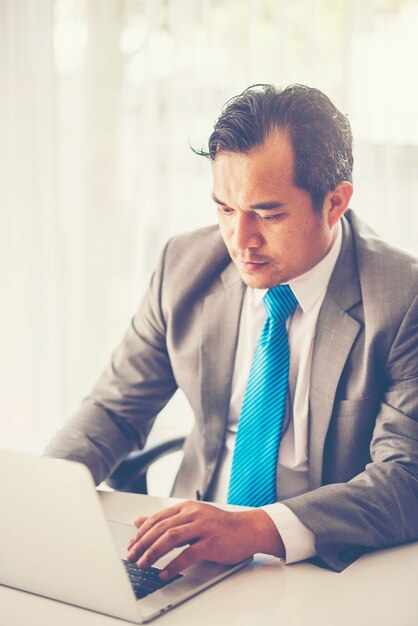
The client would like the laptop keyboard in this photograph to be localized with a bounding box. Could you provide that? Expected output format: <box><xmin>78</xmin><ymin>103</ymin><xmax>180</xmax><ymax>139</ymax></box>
<box><xmin>123</xmin><ymin>559</ymin><xmax>183</xmax><ymax>600</ymax></box>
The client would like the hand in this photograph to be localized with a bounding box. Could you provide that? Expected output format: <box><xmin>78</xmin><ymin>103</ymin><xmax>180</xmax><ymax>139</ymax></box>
<box><xmin>126</xmin><ymin>500</ymin><xmax>285</xmax><ymax>580</ymax></box>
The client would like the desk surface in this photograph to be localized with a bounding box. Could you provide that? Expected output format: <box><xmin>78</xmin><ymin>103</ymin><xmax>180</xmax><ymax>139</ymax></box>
<box><xmin>1</xmin><ymin>490</ymin><xmax>417</xmax><ymax>626</ymax></box>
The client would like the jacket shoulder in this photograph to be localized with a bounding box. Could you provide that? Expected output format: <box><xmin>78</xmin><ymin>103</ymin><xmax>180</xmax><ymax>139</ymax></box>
<box><xmin>159</xmin><ymin>225</ymin><xmax>234</xmax><ymax>305</ymax></box>
<box><xmin>346</xmin><ymin>209</ymin><xmax>418</xmax><ymax>301</ymax></box>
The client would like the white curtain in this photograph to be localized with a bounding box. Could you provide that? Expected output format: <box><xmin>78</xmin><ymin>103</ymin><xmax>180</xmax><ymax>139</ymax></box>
<box><xmin>1</xmin><ymin>0</ymin><xmax>417</xmax><ymax>455</ymax></box>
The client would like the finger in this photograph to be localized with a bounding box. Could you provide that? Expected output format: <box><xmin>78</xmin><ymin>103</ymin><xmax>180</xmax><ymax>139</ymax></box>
<box><xmin>129</xmin><ymin>513</ymin><xmax>177</xmax><ymax>552</ymax></box>
<box><xmin>133</xmin><ymin>515</ymin><xmax>148</xmax><ymax>529</ymax></box>
<box><xmin>128</xmin><ymin>502</ymin><xmax>197</xmax><ymax>560</ymax></box>
<box><xmin>159</xmin><ymin>543</ymin><xmax>203</xmax><ymax>580</ymax></box>
<box><xmin>133</xmin><ymin>502</ymin><xmax>184</xmax><ymax>535</ymax></box>
<box><xmin>136</xmin><ymin>523</ymin><xmax>199</xmax><ymax>569</ymax></box>
<box><xmin>126</xmin><ymin>520</ymin><xmax>196</xmax><ymax>561</ymax></box>
<box><xmin>128</xmin><ymin>517</ymin><xmax>148</xmax><ymax>549</ymax></box>
<box><xmin>127</xmin><ymin>514</ymin><xmax>194</xmax><ymax>562</ymax></box>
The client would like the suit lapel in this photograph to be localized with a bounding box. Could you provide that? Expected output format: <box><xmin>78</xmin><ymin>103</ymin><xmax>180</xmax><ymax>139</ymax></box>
<box><xmin>308</xmin><ymin>217</ymin><xmax>362</xmax><ymax>489</ymax></box>
<box><xmin>200</xmin><ymin>262</ymin><xmax>245</xmax><ymax>491</ymax></box>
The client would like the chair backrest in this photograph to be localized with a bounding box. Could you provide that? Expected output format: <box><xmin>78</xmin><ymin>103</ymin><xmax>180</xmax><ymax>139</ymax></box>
<box><xmin>106</xmin><ymin>437</ymin><xmax>185</xmax><ymax>494</ymax></box>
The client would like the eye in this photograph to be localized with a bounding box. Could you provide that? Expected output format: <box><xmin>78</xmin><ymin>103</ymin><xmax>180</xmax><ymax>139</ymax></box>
<box><xmin>256</xmin><ymin>213</ymin><xmax>283</xmax><ymax>222</ymax></box>
<box><xmin>218</xmin><ymin>206</ymin><xmax>235</xmax><ymax>216</ymax></box>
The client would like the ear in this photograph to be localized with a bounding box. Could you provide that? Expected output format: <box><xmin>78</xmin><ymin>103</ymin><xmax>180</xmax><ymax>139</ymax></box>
<box><xmin>324</xmin><ymin>181</ymin><xmax>353</xmax><ymax>227</ymax></box>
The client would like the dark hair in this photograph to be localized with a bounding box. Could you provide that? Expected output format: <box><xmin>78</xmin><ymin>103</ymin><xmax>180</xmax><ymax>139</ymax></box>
<box><xmin>194</xmin><ymin>84</ymin><xmax>353</xmax><ymax>212</ymax></box>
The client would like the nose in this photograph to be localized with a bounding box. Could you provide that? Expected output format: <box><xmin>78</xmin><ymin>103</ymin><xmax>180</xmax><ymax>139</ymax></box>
<box><xmin>231</xmin><ymin>212</ymin><xmax>262</xmax><ymax>250</ymax></box>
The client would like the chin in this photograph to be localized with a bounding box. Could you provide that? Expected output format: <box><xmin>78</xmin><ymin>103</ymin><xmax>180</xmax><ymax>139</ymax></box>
<box><xmin>239</xmin><ymin>272</ymin><xmax>282</xmax><ymax>290</ymax></box>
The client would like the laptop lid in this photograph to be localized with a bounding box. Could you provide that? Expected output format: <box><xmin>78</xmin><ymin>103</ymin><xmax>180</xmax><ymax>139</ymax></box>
<box><xmin>0</xmin><ymin>449</ymin><xmax>141</xmax><ymax>623</ymax></box>
<box><xmin>0</xmin><ymin>450</ymin><xmax>252</xmax><ymax>623</ymax></box>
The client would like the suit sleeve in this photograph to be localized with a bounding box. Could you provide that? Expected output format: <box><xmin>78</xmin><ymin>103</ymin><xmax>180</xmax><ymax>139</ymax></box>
<box><xmin>44</xmin><ymin>241</ymin><xmax>178</xmax><ymax>485</ymax></box>
<box><xmin>282</xmin><ymin>293</ymin><xmax>418</xmax><ymax>571</ymax></box>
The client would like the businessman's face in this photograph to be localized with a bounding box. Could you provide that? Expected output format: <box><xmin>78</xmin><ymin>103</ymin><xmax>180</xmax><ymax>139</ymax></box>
<box><xmin>213</xmin><ymin>129</ymin><xmax>349</xmax><ymax>288</ymax></box>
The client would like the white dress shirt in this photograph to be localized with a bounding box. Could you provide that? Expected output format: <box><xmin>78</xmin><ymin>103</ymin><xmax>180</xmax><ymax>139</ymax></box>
<box><xmin>210</xmin><ymin>222</ymin><xmax>342</xmax><ymax>563</ymax></box>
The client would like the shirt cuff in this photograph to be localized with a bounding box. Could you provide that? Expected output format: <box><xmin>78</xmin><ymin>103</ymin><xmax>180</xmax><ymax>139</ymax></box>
<box><xmin>261</xmin><ymin>503</ymin><xmax>317</xmax><ymax>564</ymax></box>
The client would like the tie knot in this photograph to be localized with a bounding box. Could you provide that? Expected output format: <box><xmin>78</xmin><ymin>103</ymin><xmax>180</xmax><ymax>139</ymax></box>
<box><xmin>263</xmin><ymin>284</ymin><xmax>298</xmax><ymax>321</ymax></box>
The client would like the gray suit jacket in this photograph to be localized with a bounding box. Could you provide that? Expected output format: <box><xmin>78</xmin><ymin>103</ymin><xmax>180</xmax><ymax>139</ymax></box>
<box><xmin>46</xmin><ymin>209</ymin><xmax>418</xmax><ymax>572</ymax></box>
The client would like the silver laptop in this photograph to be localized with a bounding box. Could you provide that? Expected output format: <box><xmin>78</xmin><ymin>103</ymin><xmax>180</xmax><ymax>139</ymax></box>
<box><xmin>0</xmin><ymin>449</ymin><xmax>252</xmax><ymax>623</ymax></box>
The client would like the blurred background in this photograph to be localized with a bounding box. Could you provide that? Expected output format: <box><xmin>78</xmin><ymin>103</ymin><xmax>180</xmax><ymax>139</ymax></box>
<box><xmin>1</xmin><ymin>0</ymin><xmax>417</xmax><ymax>490</ymax></box>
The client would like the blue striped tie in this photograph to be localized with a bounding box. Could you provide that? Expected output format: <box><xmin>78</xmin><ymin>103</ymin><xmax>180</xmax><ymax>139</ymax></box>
<box><xmin>227</xmin><ymin>285</ymin><xmax>298</xmax><ymax>507</ymax></box>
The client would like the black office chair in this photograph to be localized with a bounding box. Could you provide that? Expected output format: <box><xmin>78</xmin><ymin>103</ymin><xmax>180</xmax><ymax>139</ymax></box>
<box><xmin>106</xmin><ymin>436</ymin><xmax>185</xmax><ymax>495</ymax></box>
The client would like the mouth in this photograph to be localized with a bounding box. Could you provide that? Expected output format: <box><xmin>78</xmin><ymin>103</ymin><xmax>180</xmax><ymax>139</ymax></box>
<box><xmin>235</xmin><ymin>255</ymin><xmax>269</xmax><ymax>273</ymax></box>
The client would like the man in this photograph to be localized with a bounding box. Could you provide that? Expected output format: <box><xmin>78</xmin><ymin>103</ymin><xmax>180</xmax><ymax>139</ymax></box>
<box><xmin>45</xmin><ymin>84</ymin><xmax>418</xmax><ymax>580</ymax></box>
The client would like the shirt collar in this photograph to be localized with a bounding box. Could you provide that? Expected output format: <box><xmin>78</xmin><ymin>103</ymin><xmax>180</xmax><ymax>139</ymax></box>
<box><xmin>251</xmin><ymin>220</ymin><xmax>342</xmax><ymax>313</ymax></box>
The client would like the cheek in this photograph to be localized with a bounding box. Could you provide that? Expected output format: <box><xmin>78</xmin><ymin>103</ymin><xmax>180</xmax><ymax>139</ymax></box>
<box><xmin>294</xmin><ymin>222</ymin><xmax>328</xmax><ymax>268</ymax></box>
<box><xmin>266</xmin><ymin>226</ymin><xmax>309</xmax><ymax>269</ymax></box>
<box><xmin>265</xmin><ymin>227</ymin><xmax>291</xmax><ymax>256</ymax></box>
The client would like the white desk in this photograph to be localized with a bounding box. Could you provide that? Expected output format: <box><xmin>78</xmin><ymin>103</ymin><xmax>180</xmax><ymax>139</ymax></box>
<box><xmin>1</xmin><ymin>490</ymin><xmax>417</xmax><ymax>626</ymax></box>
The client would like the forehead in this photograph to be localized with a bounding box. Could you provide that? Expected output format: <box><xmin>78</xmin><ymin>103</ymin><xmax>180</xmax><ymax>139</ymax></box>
<box><xmin>212</xmin><ymin>129</ymin><xmax>295</xmax><ymax>200</ymax></box>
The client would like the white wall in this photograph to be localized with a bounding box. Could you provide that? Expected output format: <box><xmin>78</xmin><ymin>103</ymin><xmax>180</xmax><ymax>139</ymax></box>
<box><xmin>1</xmin><ymin>0</ymin><xmax>417</xmax><ymax>470</ymax></box>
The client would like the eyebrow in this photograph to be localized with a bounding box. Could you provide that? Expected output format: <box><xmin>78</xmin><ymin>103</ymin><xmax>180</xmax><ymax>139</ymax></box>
<box><xmin>211</xmin><ymin>193</ymin><xmax>284</xmax><ymax>211</ymax></box>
